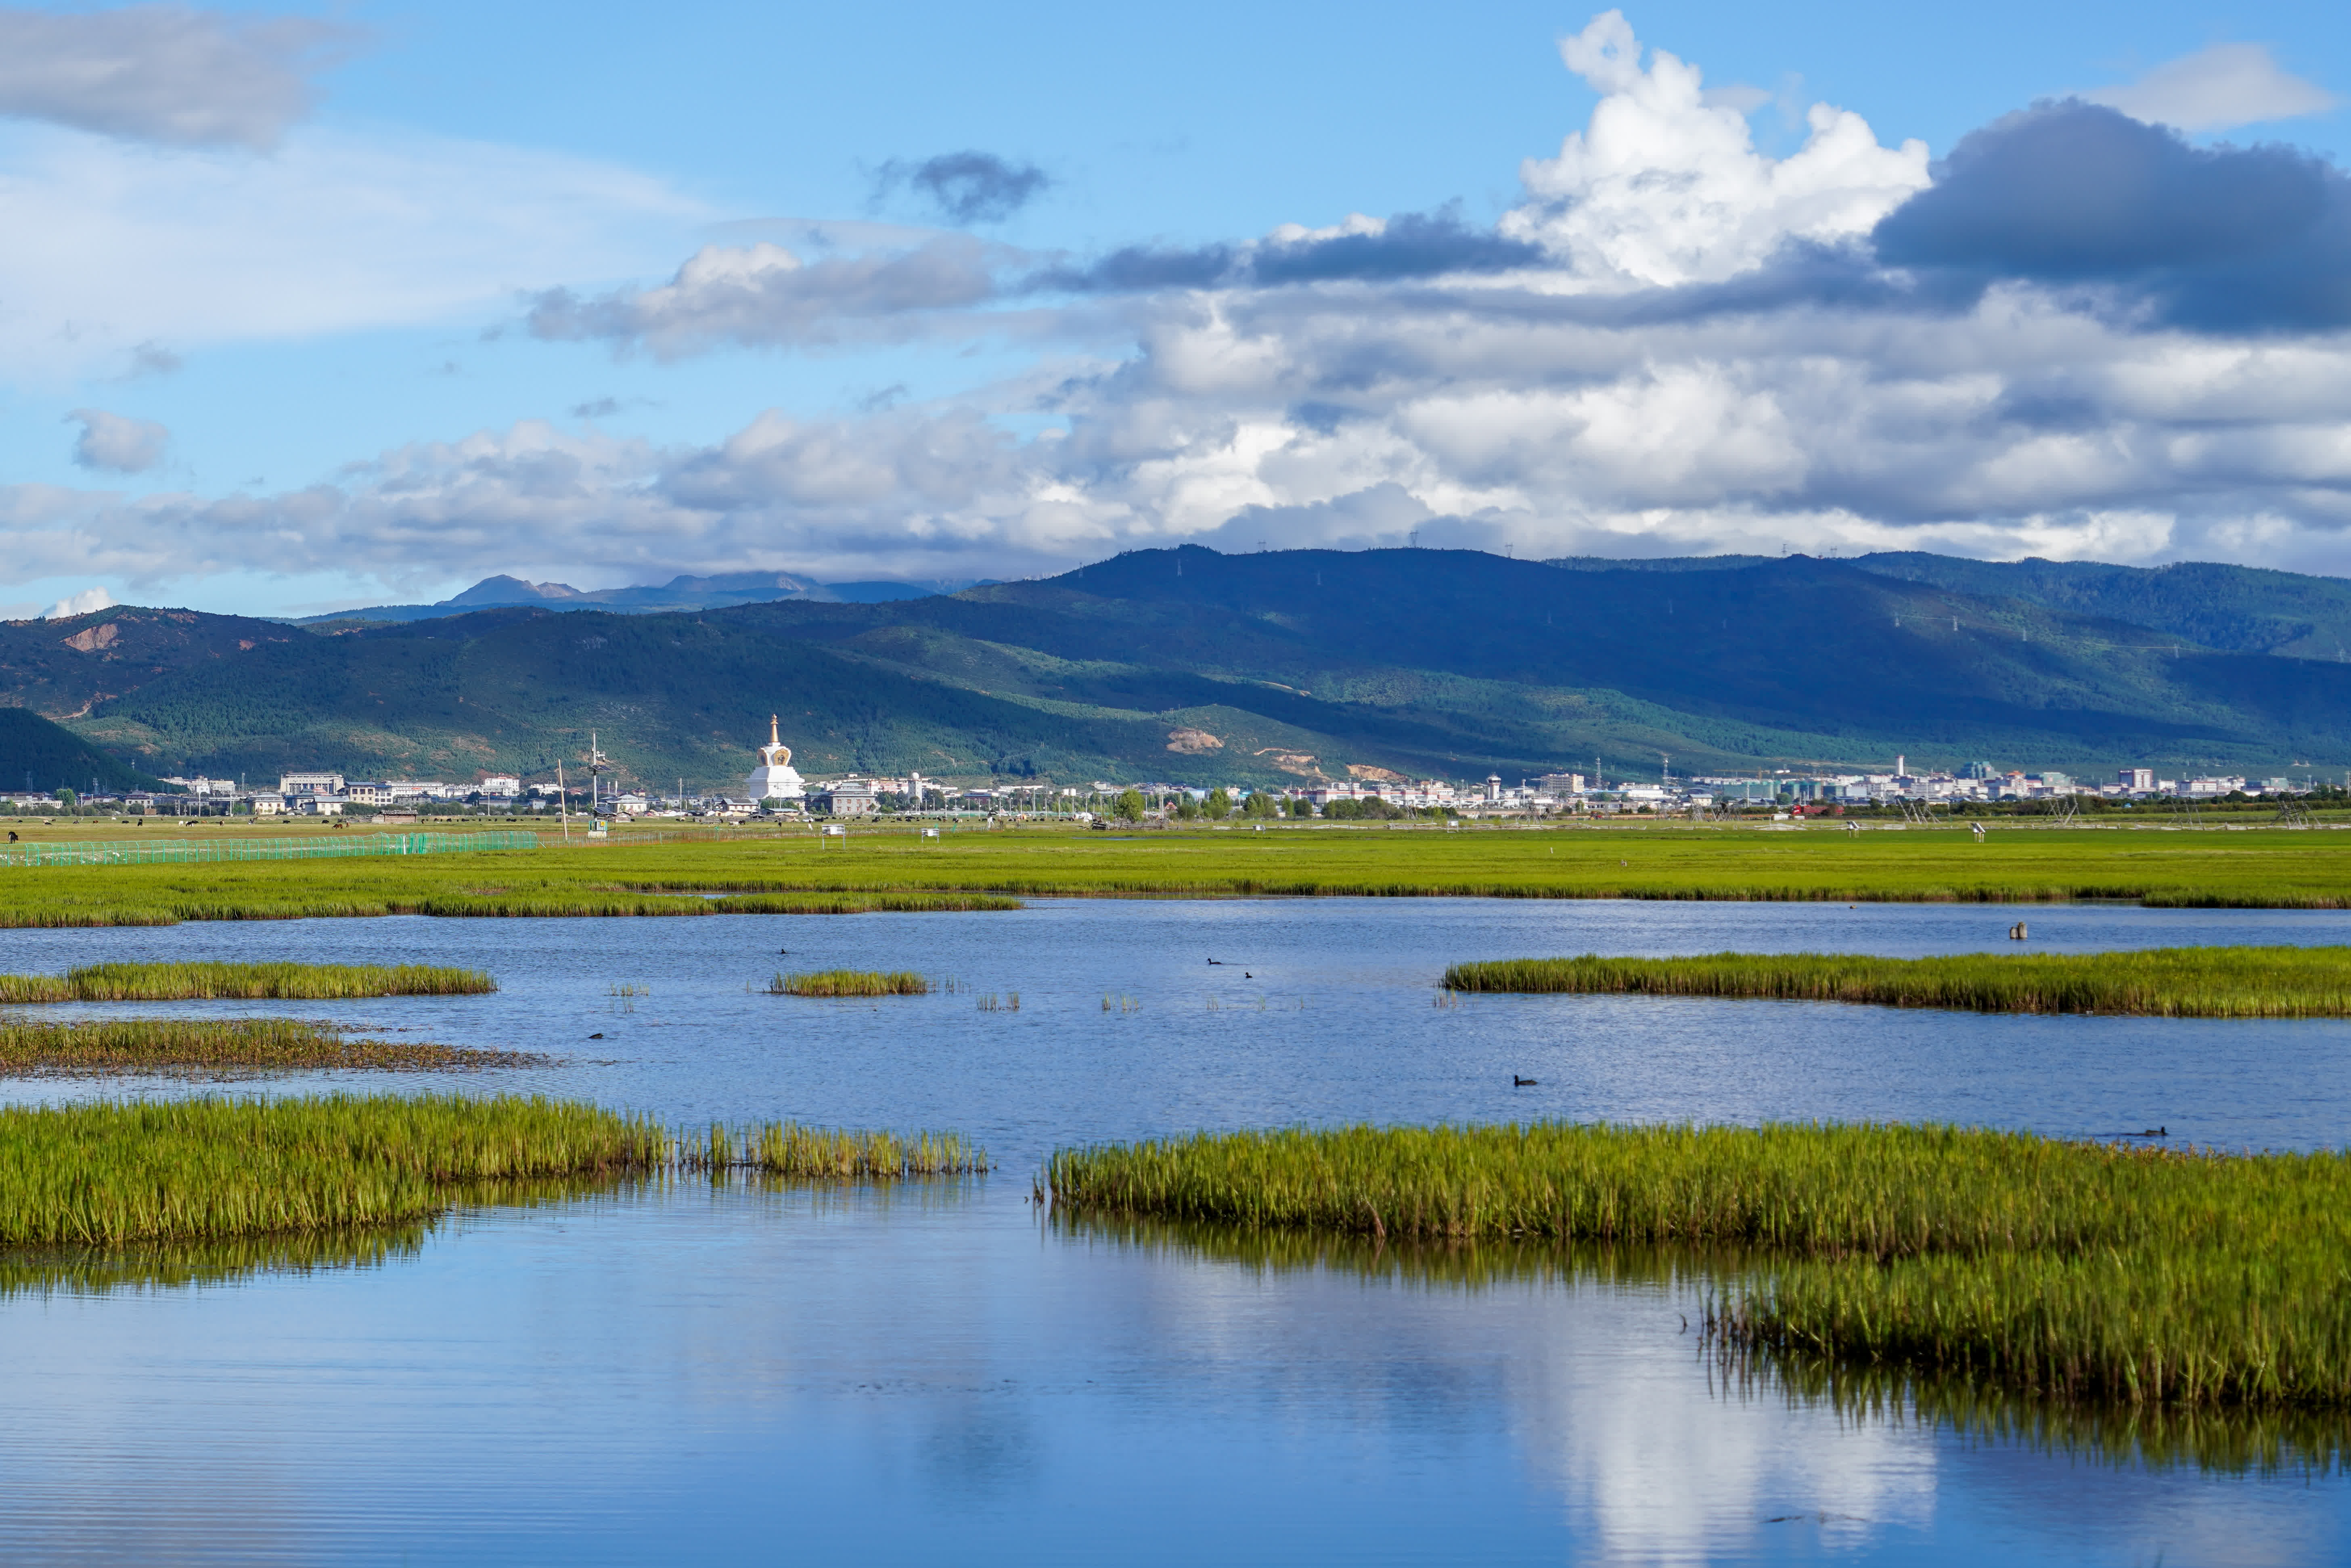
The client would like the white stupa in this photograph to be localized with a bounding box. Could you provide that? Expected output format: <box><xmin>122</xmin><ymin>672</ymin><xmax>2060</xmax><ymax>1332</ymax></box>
<box><xmin>746</xmin><ymin>714</ymin><xmax>805</xmax><ymax>802</ymax></box>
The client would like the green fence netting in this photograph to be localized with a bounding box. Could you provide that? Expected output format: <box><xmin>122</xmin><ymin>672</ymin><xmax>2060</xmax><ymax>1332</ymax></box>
<box><xmin>0</xmin><ymin>830</ymin><xmax>540</xmax><ymax>868</ymax></box>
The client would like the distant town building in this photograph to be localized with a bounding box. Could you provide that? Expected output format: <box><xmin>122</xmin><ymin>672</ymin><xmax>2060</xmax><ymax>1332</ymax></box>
<box><xmin>480</xmin><ymin>775</ymin><xmax>522</xmax><ymax>796</ymax></box>
<box><xmin>809</xmin><ymin>779</ymin><xmax>879</xmax><ymax>818</ymax></box>
<box><xmin>278</xmin><ymin>772</ymin><xmax>343</xmax><ymax>796</ymax></box>
<box><xmin>2119</xmin><ymin>768</ymin><xmax>2156</xmax><ymax>791</ymax></box>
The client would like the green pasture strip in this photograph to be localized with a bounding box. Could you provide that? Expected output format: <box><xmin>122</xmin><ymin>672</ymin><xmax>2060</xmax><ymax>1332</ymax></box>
<box><xmin>0</xmin><ymin>961</ymin><xmax>494</xmax><ymax>1003</ymax></box>
<box><xmin>0</xmin><ymin>1018</ymin><xmax>544</xmax><ymax>1076</ymax></box>
<box><xmin>1047</xmin><ymin>1121</ymin><xmax>2351</xmax><ymax>1408</ymax></box>
<box><xmin>1440</xmin><ymin>946</ymin><xmax>2351</xmax><ymax>1017</ymax></box>
<box><xmin>0</xmin><ymin>1095</ymin><xmax>659</xmax><ymax>1245</ymax></box>
<box><xmin>0</xmin><ymin>830</ymin><xmax>540</xmax><ymax>867</ymax></box>
<box><xmin>0</xmin><ymin>825</ymin><xmax>2349</xmax><ymax>923</ymax></box>
<box><xmin>770</xmin><ymin>969</ymin><xmax>930</xmax><ymax>997</ymax></box>
<box><xmin>687</xmin><ymin>1120</ymin><xmax>988</xmax><ymax>1177</ymax></box>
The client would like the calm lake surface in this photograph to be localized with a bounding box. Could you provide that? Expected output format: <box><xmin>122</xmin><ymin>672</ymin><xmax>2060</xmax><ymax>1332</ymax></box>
<box><xmin>5</xmin><ymin>898</ymin><xmax>2350</xmax><ymax>1564</ymax></box>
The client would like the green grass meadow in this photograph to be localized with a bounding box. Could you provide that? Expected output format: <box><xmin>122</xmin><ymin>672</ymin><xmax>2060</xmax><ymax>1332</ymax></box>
<box><xmin>4</xmin><ymin>819</ymin><xmax>2351</xmax><ymax>923</ymax></box>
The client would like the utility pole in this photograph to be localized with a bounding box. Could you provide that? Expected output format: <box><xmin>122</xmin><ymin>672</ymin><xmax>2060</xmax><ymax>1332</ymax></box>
<box><xmin>556</xmin><ymin>761</ymin><xmax>569</xmax><ymax>841</ymax></box>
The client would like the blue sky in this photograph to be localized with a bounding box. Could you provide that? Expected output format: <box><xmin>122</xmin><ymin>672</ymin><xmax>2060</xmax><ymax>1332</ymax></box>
<box><xmin>1</xmin><ymin>0</ymin><xmax>2347</xmax><ymax>617</ymax></box>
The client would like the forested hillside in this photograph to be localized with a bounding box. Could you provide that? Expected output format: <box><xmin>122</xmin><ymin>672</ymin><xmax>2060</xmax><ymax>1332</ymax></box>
<box><xmin>11</xmin><ymin>548</ymin><xmax>2351</xmax><ymax>791</ymax></box>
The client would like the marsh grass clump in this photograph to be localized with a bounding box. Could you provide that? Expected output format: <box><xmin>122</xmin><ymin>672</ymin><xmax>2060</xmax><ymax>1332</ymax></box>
<box><xmin>768</xmin><ymin>969</ymin><xmax>930</xmax><ymax>997</ymax></box>
<box><xmin>0</xmin><ymin>1095</ymin><xmax>661</xmax><ymax>1246</ymax></box>
<box><xmin>1441</xmin><ymin>946</ymin><xmax>2351</xmax><ymax>1017</ymax></box>
<box><xmin>0</xmin><ymin>1018</ymin><xmax>547</xmax><ymax>1077</ymax></box>
<box><xmin>1049</xmin><ymin>1121</ymin><xmax>2351</xmax><ymax>1409</ymax></box>
<box><xmin>682</xmin><ymin>1120</ymin><xmax>987</xmax><ymax>1178</ymax></box>
<box><xmin>976</xmin><ymin>992</ymin><xmax>1019</xmax><ymax>1012</ymax></box>
<box><xmin>0</xmin><ymin>961</ymin><xmax>495</xmax><ymax>1003</ymax></box>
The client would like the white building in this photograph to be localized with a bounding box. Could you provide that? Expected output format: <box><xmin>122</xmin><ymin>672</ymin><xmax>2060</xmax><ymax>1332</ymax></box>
<box><xmin>480</xmin><ymin>775</ymin><xmax>522</xmax><ymax>796</ymax></box>
<box><xmin>745</xmin><ymin>715</ymin><xmax>806</xmax><ymax>802</ymax></box>
<box><xmin>278</xmin><ymin>772</ymin><xmax>343</xmax><ymax>796</ymax></box>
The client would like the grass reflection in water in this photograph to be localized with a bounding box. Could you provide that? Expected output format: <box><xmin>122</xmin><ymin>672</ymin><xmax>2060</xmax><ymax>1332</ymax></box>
<box><xmin>1056</xmin><ymin>1210</ymin><xmax>2351</xmax><ymax>1477</ymax></box>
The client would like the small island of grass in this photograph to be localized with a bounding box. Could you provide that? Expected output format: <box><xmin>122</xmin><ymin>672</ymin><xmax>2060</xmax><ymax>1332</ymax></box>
<box><xmin>0</xmin><ymin>960</ymin><xmax>495</xmax><ymax>1003</ymax></box>
<box><xmin>0</xmin><ymin>1018</ymin><xmax>546</xmax><ymax>1076</ymax></box>
<box><xmin>0</xmin><ymin>1094</ymin><xmax>660</xmax><ymax>1246</ymax></box>
<box><xmin>769</xmin><ymin>969</ymin><xmax>930</xmax><ymax>997</ymax></box>
<box><xmin>692</xmin><ymin>1120</ymin><xmax>987</xmax><ymax>1177</ymax></box>
<box><xmin>1048</xmin><ymin>1121</ymin><xmax>2351</xmax><ymax>1408</ymax></box>
<box><xmin>1440</xmin><ymin>945</ymin><xmax>2351</xmax><ymax>1017</ymax></box>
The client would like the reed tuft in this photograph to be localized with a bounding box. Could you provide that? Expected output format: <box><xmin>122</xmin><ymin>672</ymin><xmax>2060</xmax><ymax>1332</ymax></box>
<box><xmin>768</xmin><ymin>969</ymin><xmax>930</xmax><ymax>997</ymax></box>
<box><xmin>680</xmin><ymin>1120</ymin><xmax>987</xmax><ymax>1178</ymax></box>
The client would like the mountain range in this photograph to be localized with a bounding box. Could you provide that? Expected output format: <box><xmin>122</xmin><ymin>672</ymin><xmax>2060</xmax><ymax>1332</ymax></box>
<box><xmin>8</xmin><ymin>547</ymin><xmax>2351</xmax><ymax>793</ymax></box>
<box><xmin>295</xmin><ymin>571</ymin><xmax>964</xmax><ymax>625</ymax></box>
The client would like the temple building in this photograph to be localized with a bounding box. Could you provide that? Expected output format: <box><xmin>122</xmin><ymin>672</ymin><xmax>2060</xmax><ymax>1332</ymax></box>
<box><xmin>746</xmin><ymin>716</ymin><xmax>806</xmax><ymax>802</ymax></box>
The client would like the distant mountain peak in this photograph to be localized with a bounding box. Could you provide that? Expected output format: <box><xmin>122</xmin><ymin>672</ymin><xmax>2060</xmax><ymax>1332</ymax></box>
<box><xmin>444</xmin><ymin>576</ymin><xmax>585</xmax><ymax>606</ymax></box>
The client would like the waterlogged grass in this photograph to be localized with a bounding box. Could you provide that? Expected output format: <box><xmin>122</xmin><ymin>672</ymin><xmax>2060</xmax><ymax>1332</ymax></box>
<box><xmin>1441</xmin><ymin>946</ymin><xmax>2351</xmax><ymax>1017</ymax></box>
<box><xmin>5</xmin><ymin>823</ymin><xmax>2351</xmax><ymax>923</ymax></box>
<box><xmin>0</xmin><ymin>1018</ymin><xmax>546</xmax><ymax>1076</ymax></box>
<box><xmin>0</xmin><ymin>960</ymin><xmax>494</xmax><ymax>1003</ymax></box>
<box><xmin>688</xmin><ymin>1120</ymin><xmax>987</xmax><ymax>1178</ymax></box>
<box><xmin>1047</xmin><ymin>1122</ymin><xmax>2351</xmax><ymax>1409</ymax></box>
<box><xmin>768</xmin><ymin>969</ymin><xmax>930</xmax><ymax>997</ymax></box>
<box><xmin>0</xmin><ymin>1095</ymin><xmax>662</xmax><ymax>1245</ymax></box>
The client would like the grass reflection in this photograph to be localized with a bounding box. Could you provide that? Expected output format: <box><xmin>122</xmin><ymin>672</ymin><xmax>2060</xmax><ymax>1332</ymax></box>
<box><xmin>1057</xmin><ymin>1210</ymin><xmax>2351</xmax><ymax>1475</ymax></box>
<box><xmin>1718</xmin><ymin>1347</ymin><xmax>2350</xmax><ymax>1478</ymax></box>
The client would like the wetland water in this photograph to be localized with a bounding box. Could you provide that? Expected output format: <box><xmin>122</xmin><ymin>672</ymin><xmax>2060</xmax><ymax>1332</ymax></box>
<box><xmin>5</xmin><ymin>898</ymin><xmax>2351</xmax><ymax>1564</ymax></box>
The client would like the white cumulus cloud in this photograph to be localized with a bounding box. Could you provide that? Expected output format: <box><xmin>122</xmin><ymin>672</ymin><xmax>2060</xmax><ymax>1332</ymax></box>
<box><xmin>1499</xmin><ymin>10</ymin><xmax>1930</xmax><ymax>287</ymax></box>
<box><xmin>44</xmin><ymin>585</ymin><xmax>116</xmax><ymax>619</ymax></box>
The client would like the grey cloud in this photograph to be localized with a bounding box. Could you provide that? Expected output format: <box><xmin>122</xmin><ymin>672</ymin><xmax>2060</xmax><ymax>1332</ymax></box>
<box><xmin>127</xmin><ymin>340</ymin><xmax>182</xmax><ymax>378</ymax></box>
<box><xmin>67</xmin><ymin>408</ymin><xmax>167</xmax><ymax>474</ymax></box>
<box><xmin>1871</xmin><ymin>101</ymin><xmax>2351</xmax><ymax>331</ymax></box>
<box><xmin>874</xmin><ymin>151</ymin><xmax>1052</xmax><ymax>225</ymax></box>
<box><xmin>0</xmin><ymin>4</ymin><xmax>356</xmax><ymax>149</ymax></box>
<box><xmin>526</xmin><ymin>237</ymin><xmax>1000</xmax><ymax>357</ymax></box>
<box><xmin>2085</xmin><ymin>43</ymin><xmax>2337</xmax><ymax>133</ymax></box>
<box><xmin>1034</xmin><ymin>210</ymin><xmax>1543</xmax><ymax>294</ymax></box>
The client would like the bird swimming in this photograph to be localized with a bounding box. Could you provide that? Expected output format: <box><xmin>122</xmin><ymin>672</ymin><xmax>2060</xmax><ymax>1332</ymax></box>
<box><xmin>1513</xmin><ymin>1074</ymin><xmax>1537</xmax><ymax>1087</ymax></box>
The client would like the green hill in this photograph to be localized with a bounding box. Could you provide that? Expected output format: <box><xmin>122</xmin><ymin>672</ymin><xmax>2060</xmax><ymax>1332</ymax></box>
<box><xmin>14</xmin><ymin>548</ymin><xmax>2351</xmax><ymax>791</ymax></box>
<box><xmin>0</xmin><ymin>706</ymin><xmax>172</xmax><ymax>795</ymax></box>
